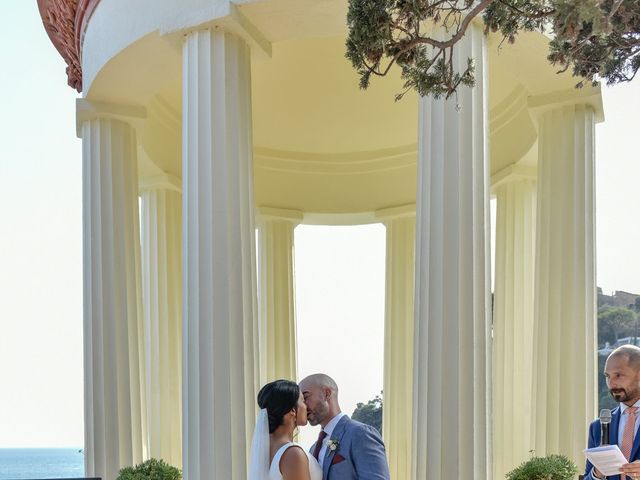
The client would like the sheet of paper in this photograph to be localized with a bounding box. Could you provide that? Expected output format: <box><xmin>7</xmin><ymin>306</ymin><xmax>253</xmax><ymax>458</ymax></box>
<box><xmin>584</xmin><ymin>444</ymin><xmax>629</xmax><ymax>476</ymax></box>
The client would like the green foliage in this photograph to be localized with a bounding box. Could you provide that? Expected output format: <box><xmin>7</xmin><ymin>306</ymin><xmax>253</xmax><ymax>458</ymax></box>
<box><xmin>116</xmin><ymin>459</ymin><xmax>181</xmax><ymax>480</ymax></box>
<box><xmin>505</xmin><ymin>454</ymin><xmax>578</xmax><ymax>480</ymax></box>
<box><xmin>598</xmin><ymin>306</ymin><xmax>637</xmax><ymax>345</ymax></box>
<box><xmin>352</xmin><ymin>392</ymin><xmax>383</xmax><ymax>433</ymax></box>
<box><xmin>546</xmin><ymin>0</ymin><xmax>640</xmax><ymax>86</ymax></box>
<box><xmin>483</xmin><ymin>0</ymin><xmax>552</xmax><ymax>40</ymax></box>
<box><xmin>346</xmin><ymin>0</ymin><xmax>640</xmax><ymax>99</ymax></box>
<box><xmin>595</xmin><ymin>294</ymin><xmax>640</xmax><ymax>409</ymax></box>
<box><xmin>346</xmin><ymin>0</ymin><xmax>477</xmax><ymax>100</ymax></box>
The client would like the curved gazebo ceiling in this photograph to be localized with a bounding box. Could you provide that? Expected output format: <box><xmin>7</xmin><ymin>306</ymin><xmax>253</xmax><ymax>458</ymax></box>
<box><xmin>86</xmin><ymin>32</ymin><xmax>182</xmax><ymax>107</ymax></box>
<box><xmin>79</xmin><ymin>0</ymin><xmax>595</xmax><ymax>214</ymax></box>
<box><xmin>252</xmin><ymin>36</ymin><xmax>418</xmax><ymax>154</ymax></box>
<box><xmin>251</xmin><ymin>36</ymin><xmax>420</xmax><ymax>213</ymax></box>
<box><xmin>239</xmin><ymin>0</ymin><xmax>350</xmax><ymax>41</ymax></box>
<box><xmin>485</xmin><ymin>30</ymin><xmax>599</xmax><ymax>176</ymax></box>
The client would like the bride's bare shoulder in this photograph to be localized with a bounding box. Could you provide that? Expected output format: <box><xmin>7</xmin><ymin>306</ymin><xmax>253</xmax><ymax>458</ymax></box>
<box><xmin>279</xmin><ymin>445</ymin><xmax>310</xmax><ymax>479</ymax></box>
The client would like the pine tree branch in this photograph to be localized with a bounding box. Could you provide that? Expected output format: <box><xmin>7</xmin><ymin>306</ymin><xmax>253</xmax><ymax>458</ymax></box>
<box><xmin>495</xmin><ymin>0</ymin><xmax>555</xmax><ymax>20</ymax></box>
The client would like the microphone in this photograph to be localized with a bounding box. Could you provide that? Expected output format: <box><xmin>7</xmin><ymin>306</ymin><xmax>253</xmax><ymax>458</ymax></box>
<box><xmin>600</xmin><ymin>408</ymin><xmax>612</xmax><ymax>445</ymax></box>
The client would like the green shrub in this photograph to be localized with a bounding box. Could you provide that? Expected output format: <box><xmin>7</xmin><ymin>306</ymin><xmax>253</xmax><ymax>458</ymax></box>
<box><xmin>116</xmin><ymin>458</ymin><xmax>181</xmax><ymax>480</ymax></box>
<box><xmin>505</xmin><ymin>454</ymin><xmax>578</xmax><ymax>480</ymax></box>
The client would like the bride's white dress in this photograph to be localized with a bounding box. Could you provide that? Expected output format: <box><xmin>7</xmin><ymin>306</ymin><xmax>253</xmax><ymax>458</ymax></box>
<box><xmin>268</xmin><ymin>442</ymin><xmax>323</xmax><ymax>480</ymax></box>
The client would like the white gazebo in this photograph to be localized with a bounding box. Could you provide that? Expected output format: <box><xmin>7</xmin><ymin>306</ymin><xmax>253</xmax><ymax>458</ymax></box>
<box><xmin>38</xmin><ymin>1</ymin><xmax>603</xmax><ymax>479</ymax></box>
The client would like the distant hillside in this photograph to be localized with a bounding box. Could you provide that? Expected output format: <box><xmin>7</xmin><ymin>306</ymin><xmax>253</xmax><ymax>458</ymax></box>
<box><xmin>598</xmin><ymin>288</ymin><xmax>639</xmax><ymax>309</ymax></box>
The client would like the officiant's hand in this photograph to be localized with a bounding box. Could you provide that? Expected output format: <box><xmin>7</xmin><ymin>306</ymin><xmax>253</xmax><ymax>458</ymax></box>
<box><xmin>591</xmin><ymin>466</ymin><xmax>604</xmax><ymax>479</ymax></box>
<box><xmin>591</xmin><ymin>467</ymin><xmax>604</xmax><ymax>478</ymax></box>
<box><xmin>620</xmin><ymin>460</ymin><xmax>640</xmax><ymax>479</ymax></box>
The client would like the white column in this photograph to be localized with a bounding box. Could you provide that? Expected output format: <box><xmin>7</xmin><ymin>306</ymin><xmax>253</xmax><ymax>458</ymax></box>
<box><xmin>492</xmin><ymin>171</ymin><xmax>536</xmax><ymax>480</ymax></box>
<box><xmin>78</xmin><ymin>101</ymin><xmax>147</xmax><ymax>480</ymax></box>
<box><xmin>182</xmin><ymin>29</ymin><xmax>258</xmax><ymax>480</ymax></box>
<box><xmin>412</xmin><ymin>23</ymin><xmax>491</xmax><ymax>480</ymax></box>
<box><xmin>140</xmin><ymin>175</ymin><xmax>182</xmax><ymax>468</ymax></box>
<box><xmin>532</xmin><ymin>104</ymin><xmax>597</xmax><ymax>466</ymax></box>
<box><xmin>376</xmin><ymin>206</ymin><xmax>415</xmax><ymax>480</ymax></box>
<box><xmin>257</xmin><ymin>207</ymin><xmax>302</xmax><ymax>383</ymax></box>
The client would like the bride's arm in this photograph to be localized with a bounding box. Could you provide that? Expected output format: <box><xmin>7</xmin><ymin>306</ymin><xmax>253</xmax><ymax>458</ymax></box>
<box><xmin>280</xmin><ymin>446</ymin><xmax>311</xmax><ymax>480</ymax></box>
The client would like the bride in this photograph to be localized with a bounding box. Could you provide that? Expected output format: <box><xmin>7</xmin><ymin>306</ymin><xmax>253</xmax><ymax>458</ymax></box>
<box><xmin>249</xmin><ymin>379</ymin><xmax>323</xmax><ymax>480</ymax></box>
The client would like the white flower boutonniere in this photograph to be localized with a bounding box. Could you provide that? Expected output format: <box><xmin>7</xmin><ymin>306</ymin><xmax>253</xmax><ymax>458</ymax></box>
<box><xmin>326</xmin><ymin>439</ymin><xmax>340</xmax><ymax>452</ymax></box>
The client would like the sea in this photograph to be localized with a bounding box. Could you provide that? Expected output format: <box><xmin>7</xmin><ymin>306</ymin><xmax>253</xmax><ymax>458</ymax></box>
<box><xmin>0</xmin><ymin>449</ymin><xmax>84</xmax><ymax>480</ymax></box>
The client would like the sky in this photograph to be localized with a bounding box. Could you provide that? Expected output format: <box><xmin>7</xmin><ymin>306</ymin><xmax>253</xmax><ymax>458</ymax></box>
<box><xmin>295</xmin><ymin>224</ymin><xmax>386</xmax><ymax>448</ymax></box>
<box><xmin>0</xmin><ymin>1</ymin><xmax>638</xmax><ymax>449</ymax></box>
<box><xmin>0</xmin><ymin>3</ymin><xmax>83</xmax><ymax>448</ymax></box>
<box><xmin>594</xmin><ymin>80</ymin><xmax>640</xmax><ymax>296</ymax></box>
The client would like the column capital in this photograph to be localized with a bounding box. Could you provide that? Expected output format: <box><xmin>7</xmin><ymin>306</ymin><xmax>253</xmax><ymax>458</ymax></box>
<box><xmin>257</xmin><ymin>206</ymin><xmax>304</xmax><ymax>224</ymax></box>
<box><xmin>302</xmin><ymin>212</ymin><xmax>378</xmax><ymax>226</ymax></box>
<box><xmin>160</xmin><ymin>2</ymin><xmax>271</xmax><ymax>60</ymax></box>
<box><xmin>140</xmin><ymin>173</ymin><xmax>182</xmax><ymax>193</ymax></box>
<box><xmin>76</xmin><ymin>99</ymin><xmax>146</xmax><ymax>137</ymax></box>
<box><xmin>374</xmin><ymin>203</ymin><xmax>416</xmax><ymax>222</ymax></box>
<box><xmin>528</xmin><ymin>84</ymin><xmax>604</xmax><ymax>123</ymax></box>
<box><xmin>491</xmin><ymin>164</ymin><xmax>537</xmax><ymax>191</ymax></box>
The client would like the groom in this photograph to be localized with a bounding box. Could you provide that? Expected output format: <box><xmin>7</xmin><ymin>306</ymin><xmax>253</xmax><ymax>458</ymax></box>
<box><xmin>299</xmin><ymin>374</ymin><xmax>390</xmax><ymax>480</ymax></box>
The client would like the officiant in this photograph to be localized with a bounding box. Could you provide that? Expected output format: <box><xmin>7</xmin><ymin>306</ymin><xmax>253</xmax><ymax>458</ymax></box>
<box><xmin>586</xmin><ymin>346</ymin><xmax>640</xmax><ymax>479</ymax></box>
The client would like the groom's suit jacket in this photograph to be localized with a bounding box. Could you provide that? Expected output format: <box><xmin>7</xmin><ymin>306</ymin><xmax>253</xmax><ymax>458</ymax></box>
<box><xmin>310</xmin><ymin>415</ymin><xmax>390</xmax><ymax>480</ymax></box>
<box><xmin>586</xmin><ymin>406</ymin><xmax>640</xmax><ymax>479</ymax></box>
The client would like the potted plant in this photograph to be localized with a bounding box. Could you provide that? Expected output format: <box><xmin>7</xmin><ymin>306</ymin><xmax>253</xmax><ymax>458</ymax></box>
<box><xmin>506</xmin><ymin>454</ymin><xmax>578</xmax><ymax>480</ymax></box>
<box><xmin>116</xmin><ymin>458</ymin><xmax>181</xmax><ymax>480</ymax></box>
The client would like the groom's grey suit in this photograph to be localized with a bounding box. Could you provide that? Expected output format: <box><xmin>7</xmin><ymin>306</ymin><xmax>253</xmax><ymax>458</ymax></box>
<box><xmin>310</xmin><ymin>415</ymin><xmax>390</xmax><ymax>480</ymax></box>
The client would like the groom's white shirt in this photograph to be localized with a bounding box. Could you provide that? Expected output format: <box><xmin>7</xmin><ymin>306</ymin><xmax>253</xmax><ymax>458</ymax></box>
<box><xmin>317</xmin><ymin>412</ymin><xmax>347</xmax><ymax>468</ymax></box>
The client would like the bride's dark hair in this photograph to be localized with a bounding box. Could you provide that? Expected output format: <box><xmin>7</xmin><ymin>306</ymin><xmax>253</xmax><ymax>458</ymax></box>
<box><xmin>257</xmin><ymin>379</ymin><xmax>300</xmax><ymax>434</ymax></box>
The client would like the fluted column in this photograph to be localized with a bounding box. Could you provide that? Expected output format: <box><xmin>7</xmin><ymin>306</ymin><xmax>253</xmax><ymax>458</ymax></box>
<box><xmin>376</xmin><ymin>205</ymin><xmax>415</xmax><ymax>480</ymax></box>
<box><xmin>412</xmin><ymin>23</ymin><xmax>491</xmax><ymax>480</ymax></box>
<box><xmin>182</xmin><ymin>29</ymin><xmax>258</xmax><ymax>480</ymax></box>
<box><xmin>492</xmin><ymin>169</ymin><xmax>536</xmax><ymax>480</ymax></box>
<box><xmin>257</xmin><ymin>207</ymin><xmax>302</xmax><ymax>384</ymax></box>
<box><xmin>78</xmin><ymin>100</ymin><xmax>147</xmax><ymax>480</ymax></box>
<box><xmin>140</xmin><ymin>175</ymin><xmax>182</xmax><ymax>468</ymax></box>
<box><xmin>532</xmin><ymin>104</ymin><xmax>597</xmax><ymax>466</ymax></box>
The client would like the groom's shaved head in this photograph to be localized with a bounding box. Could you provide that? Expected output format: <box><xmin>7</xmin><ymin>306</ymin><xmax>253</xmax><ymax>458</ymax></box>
<box><xmin>299</xmin><ymin>373</ymin><xmax>341</xmax><ymax>427</ymax></box>
<box><xmin>301</xmin><ymin>374</ymin><xmax>338</xmax><ymax>393</ymax></box>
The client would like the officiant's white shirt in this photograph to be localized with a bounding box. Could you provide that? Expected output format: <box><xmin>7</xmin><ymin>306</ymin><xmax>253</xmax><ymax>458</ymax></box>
<box><xmin>318</xmin><ymin>412</ymin><xmax>347</xmax><ymax>467</ymax></box>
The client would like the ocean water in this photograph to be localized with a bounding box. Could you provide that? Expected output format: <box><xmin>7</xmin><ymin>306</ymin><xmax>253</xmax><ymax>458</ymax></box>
<box><xmin>0</xmin><ymin>449</ymin><xmax>84</xmax><ymax>480</ymax></box>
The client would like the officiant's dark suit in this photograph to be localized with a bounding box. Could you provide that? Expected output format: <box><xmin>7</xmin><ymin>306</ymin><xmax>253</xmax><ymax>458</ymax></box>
<box><xmin>586</xmin><ymin>405</ymin><xmax>640</xmax><ymax>480</ymax></box>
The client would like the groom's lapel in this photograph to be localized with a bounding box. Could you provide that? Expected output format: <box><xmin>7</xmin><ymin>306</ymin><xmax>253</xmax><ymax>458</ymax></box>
<box><xmin>323</xmin><ymin>416</ymin><xmax>349</xmax><ymax>480</ymax></box>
